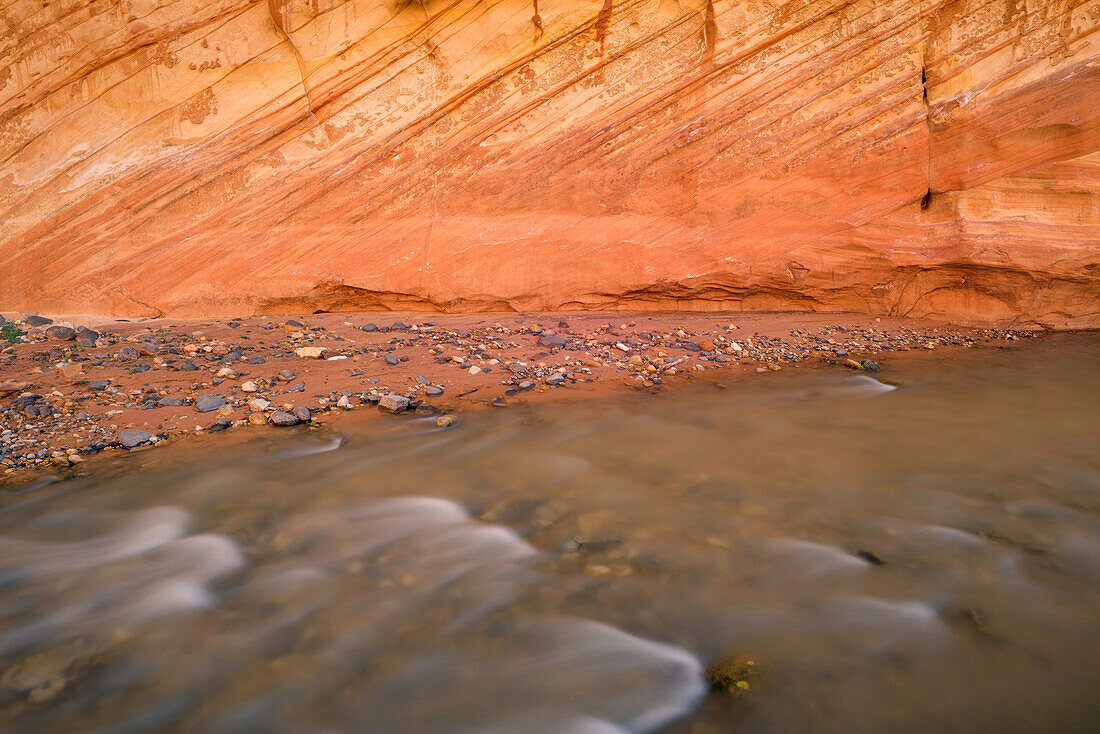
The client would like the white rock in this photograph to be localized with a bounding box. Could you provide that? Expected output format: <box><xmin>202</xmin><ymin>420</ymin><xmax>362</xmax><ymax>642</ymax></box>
<box><xmin>468</xmin><ymin>365</ymin><xmax>482</xmax><ymax>375</ymax></box>
<box><xmin>240</xmin><ymin>381</ymin><xmax>258</xmax><ymax>393</ymax></box>
<box><xmin>296</xmin><ymin>346</ymin><xmax>327</xmax><ymax>359</ymax></box>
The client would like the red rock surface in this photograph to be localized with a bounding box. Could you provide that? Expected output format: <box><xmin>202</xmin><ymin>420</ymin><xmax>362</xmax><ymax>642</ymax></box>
<box><xmin>1</xmin><ymin>0</ymin><xmax>1098</xmax><ymax>326</ymax></box>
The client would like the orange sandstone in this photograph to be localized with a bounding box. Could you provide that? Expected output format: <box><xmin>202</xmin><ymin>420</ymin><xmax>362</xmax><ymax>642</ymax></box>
<box><xmin>1</xmin><ymin>0</ymin><xmax>1097</xmax><ymax>327</ymax></box>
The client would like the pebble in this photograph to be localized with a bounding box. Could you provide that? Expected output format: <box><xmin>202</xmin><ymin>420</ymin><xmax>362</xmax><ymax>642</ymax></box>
<box><xmin>240</xmin><ymin>381</ymin><xmax>258</xmax><ymax>392</ymax></box>
<box><xmin>194</xmin><ymin>394</ymin><xmax>227</xmax><ymax>413</ymax></box>
<box><xmin>118</xmin><ymin>428</ymin><xmax>154</xmax><ymax>448</ymax></box>
<box><xmin>296</xmin><ymin>347</ymin><xmax>327</xmax><ymax>359</ymax></box>
<box><xmin>384</xmin><ymin>354</ymin><xmax>400</xmax><ymax>366</ymax></box>
<box><xmin>437</xmin><ymin>415</ymin><xmax>456</xmax><ymax>428</ymax></box>
<box><xmin>378</xmin><ymin>393</ymin><xmax>410</xmax><ymax>413</ymax></box>
<box><xmin>269</xmin><ymin>410</ymin><xmax>300</xmax><ymax>426</ymax></box>
<box><xmin>425</xmin><ymin>386</ymin><xmax>444</xmax><ymax>397</ymax></box>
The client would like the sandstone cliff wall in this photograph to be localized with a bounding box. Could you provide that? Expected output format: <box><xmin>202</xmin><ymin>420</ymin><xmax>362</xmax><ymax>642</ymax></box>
<box><xmin>1</xmin><ymin>0</ymin><xmax>1098</xmax><ymax>326</ymax></box>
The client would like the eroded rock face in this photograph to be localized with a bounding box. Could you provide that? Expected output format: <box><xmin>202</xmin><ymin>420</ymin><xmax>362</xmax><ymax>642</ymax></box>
<box><xmin>1</xmin><ymin>0</ymin><xmax>1097</xmax><ymax>327</ymax></box>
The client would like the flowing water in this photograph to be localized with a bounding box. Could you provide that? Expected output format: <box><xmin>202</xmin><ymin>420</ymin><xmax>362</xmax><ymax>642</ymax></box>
<box><xmin>1</xmin><ymin>335</ymin><xmax>1098</xmax><ymax>733</ymax></box>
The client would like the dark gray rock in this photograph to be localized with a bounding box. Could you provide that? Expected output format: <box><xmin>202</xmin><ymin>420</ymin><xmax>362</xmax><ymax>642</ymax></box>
<box><xmin>277</xmin><ymin>369</ymin><xmax>296</xmax><ymax>380</ymax></box>
<box><xmin>286</xmin><ymin>382</ymin><xmax>305</xmax><ymax>393</ymax></box>
<box><xmin>860</xmin><ymin>359</ymin><xmax>880</xmax><ymax>372</ymax></box>
<box><xmin>158</xmin><ymin>397</ymin><xmax>185</xmax><ymax>407</ymax></box>
<box><xmin>424</xmin><ymin>386</ymin><xmax>443</xmax><ymax>397</ymax></box>
<box><xmin>415</xmin><ymin>375</ymin><xmax>430</xmax><ymax>384</ymax></box>
<box><xmin>76</xmin><ymin>326</ymin><xmax>100</xmax><ymax>344</ymax></box>
<box><xmin>87</xmin><ymin>380</ymin><xmax>110</xmax><ymax>391</ymax></box>
<box><xmin>538</xmin><ymin>335</ymin><xmax>568</xmax><ymax>348</ymax></box>
<box><xmin>118</xmin><ymin>429</ymin><xmax>154</xmax><ymax>448</ymax></box>
<box><xmin>285</xmin><ymin>319</ymin><xmax>306</xmax><ymax>328</ymax></box>
<box><xmin>270</xmin><ymin>411</ymin><xmax>300</xmax><ymax>426</ymax></box>
<box><xmin>546</xmin><ymin>373</ymin><xmax>566</xmax><ymax>385</ymax></box>
<box><xmin>247</xmin><ymin>356</ymin><xmax>266</xmax><ymax>364</ymax></box>
<box><xmin>291</xmin><ymin>406</ymin><xmax>311</xmax><ymax>422</ymax></box>
<box><xmin>24</xmin><ymin>314</ymin><xmax>53</xmax><ymax>327</ymax></box>
<box><xmin>360</xmin><ymin>323</ymin><xmax>378</xmax><ymax>332</ymax></box>
<box><xmin>194</xmin><ymin>394</ymin><xmax>226</xmax><ymax>413</ymax></box>
<box><xmin>45</xmin><ymin>326</ymin><xmax>76</xmax><ymax>341</ymax></box>
<box><xmin>384</xmin><ymin>354</ymin><xmax>400</xmax><ymax>366</ymax></box>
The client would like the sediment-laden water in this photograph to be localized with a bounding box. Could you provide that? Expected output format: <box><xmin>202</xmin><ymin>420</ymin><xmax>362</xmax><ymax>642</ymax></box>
<box><xmin>1</xmin><ymin>335</ymin><xmax>1097</xmax><ymax>733</ymax></box>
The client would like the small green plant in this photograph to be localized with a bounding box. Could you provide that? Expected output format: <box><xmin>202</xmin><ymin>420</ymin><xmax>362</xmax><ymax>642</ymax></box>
<box><xmin>1</xmin><ymin>323</ymin><xmax>22</xmax><ymax>343</ymax></box>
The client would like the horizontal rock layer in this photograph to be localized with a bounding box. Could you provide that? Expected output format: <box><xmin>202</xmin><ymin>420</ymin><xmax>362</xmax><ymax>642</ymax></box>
<box><xmin>1</xmin><ymin>0</ymin><xmax>1098</xmax><ymax>327</ymax></box>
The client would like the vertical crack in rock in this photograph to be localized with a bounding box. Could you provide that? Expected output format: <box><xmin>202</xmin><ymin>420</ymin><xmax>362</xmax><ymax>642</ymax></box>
<box><xmin>596</xmin><ymin>0</ymin><xmax>613</xmax><ymax>56</ymax></box>
<box><xmin>532</xmin><ymin>0</ymin><xmax>544</xmax><ymax>43</ymax></box>
<box><xmin>267</xmin><ymin>0</ymin><xmax>323</xmax><ymax>131</ymax></box>
<box><xmin>703</xmin><ymin>0</ymin><xmax>717</xmax><ymax>62</ymax></box>
<box><xmin>919</xmin><ymin>60</ymin><xmax>933</xmax><ymax>207</ymax></box>
<box><xmin>918</xmin><ymin>1</ymin><xmax>933</xmax><ymax>204</ymax></box>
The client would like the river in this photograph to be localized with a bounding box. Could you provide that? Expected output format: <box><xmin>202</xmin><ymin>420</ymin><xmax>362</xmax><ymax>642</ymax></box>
<box><xmin>1</xmin><ymin>334</ymin><xmax>1097</xmax><ymax>733</ymax></box>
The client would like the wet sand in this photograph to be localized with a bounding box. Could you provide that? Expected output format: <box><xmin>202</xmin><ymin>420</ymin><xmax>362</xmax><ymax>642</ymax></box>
<box><xmin>1</xmin><ymin>310</ymin><xmax>1035</xmax><ymax>483</ymax></box>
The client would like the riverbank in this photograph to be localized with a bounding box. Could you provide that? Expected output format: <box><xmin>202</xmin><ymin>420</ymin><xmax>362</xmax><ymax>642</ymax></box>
<box><xmin>0</xmin><ymin>310</ymin><xmax>1036</xmax><ymax>483</ymax></box>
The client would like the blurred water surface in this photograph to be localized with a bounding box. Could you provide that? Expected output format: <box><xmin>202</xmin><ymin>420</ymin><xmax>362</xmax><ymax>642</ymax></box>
<box><xmin>1</xmin><ymin>335</ymin><xmax>1098</xmax><ymax>733</ymax></box>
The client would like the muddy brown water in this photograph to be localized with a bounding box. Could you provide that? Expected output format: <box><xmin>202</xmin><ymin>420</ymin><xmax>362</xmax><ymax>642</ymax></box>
<box><xmin>1</xmin><ymin>335</ymin><xmax>1097</xmax><ymax>733</ymax></box>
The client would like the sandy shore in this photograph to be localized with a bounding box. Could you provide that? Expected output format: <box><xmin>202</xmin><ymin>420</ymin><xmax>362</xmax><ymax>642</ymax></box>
<box><xmin>0</xmin><ymin>310</ymin><xmax>1034</xmax><ymax>483</ymax></box>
